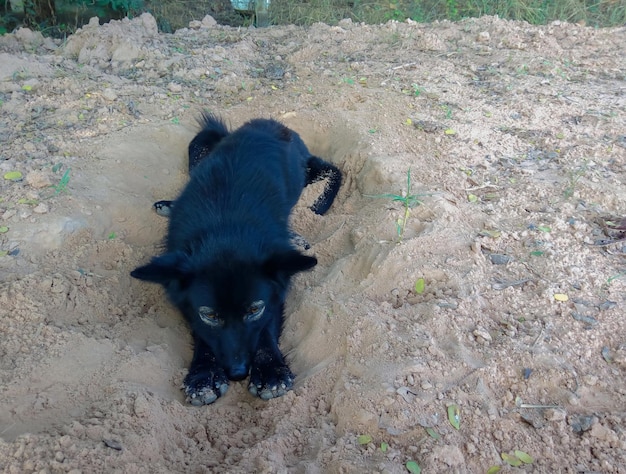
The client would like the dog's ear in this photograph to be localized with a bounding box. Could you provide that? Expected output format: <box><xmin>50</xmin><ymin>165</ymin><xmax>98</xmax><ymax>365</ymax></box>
<box><xmin>263</xmin><ymin>250</ymin><xmax>317</xmax><ymax>283</ymax></box>
<box><xmin>131</xmin><ymin>252</ymin><xmax>189</xmax><ymax>284</ymax></box>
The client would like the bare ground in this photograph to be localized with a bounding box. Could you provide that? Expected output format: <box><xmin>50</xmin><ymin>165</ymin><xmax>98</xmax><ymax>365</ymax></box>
<box><xmin>0</xmin><ymin>13</ymin><xmax>625</xmax><ymax>473</ymax></box>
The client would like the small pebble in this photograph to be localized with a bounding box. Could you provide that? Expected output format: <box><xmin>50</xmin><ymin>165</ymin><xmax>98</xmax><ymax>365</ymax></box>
<box><xmin>33</xmin><ymin>203</ymin><xmax>49</xmax><ymax>214</ymax></box>
<box><xmin>201</xmin><ymin>15</ymin><xmax>217</xmax><ymax>28</ymax></box>
<box><xmin>103</xmin><ymin>438</ymin><xmax>123</xmax><ymax>451</ymax></box>
<box><xmin>473</xmin><ymin>327</ymin><xmax>492</xmax><ymax>342</ymax></box>
<box><xmin>544</xmin><ymin>408</ymin><xmax>566</xmax><ymax>422</ymax></box>
<box><xmin>476</xmin><ymin>31</ymin><xmax>490</xmax><ymax>42</ymax></box>
<box><xmin>26</xmin><ymin>170</ymin><xmax>52</xmax><ymax>188</ymax></box>
<box><xmin>23</xmin><ymin>142</ymin><xmax>37</xmax><ymax>153</ymax></box>
<box><xmin>102</xmin><ymin>88</ymin><xmax>118</xmax><ymax>101</ymax></box>
<box><xmin>568</xmin><ymin>415</ymin><xmax>595</xmax><ymax>433</ymax></box>
<box><xmin>489</xmin><ymin>253</ymin><xmax>512</xmax><ymax>265</ymax></box>
<box><xmin>168</xmin><ymin>82</ymin><xmax>183</xmax><ymax>93</ymax></box>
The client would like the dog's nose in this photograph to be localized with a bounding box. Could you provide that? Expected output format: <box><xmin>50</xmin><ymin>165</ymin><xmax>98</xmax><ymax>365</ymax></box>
<box><xmin>227</xmin><ymin>363</ymin><xmax>249</xmax><ymax>381</ymax></box>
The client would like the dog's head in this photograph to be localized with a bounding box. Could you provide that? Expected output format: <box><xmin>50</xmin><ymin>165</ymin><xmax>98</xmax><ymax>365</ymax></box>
<box><xmin>131</xmin><ymin>250</ymin><xmax>316</xmax><ymax>380</ymax></box>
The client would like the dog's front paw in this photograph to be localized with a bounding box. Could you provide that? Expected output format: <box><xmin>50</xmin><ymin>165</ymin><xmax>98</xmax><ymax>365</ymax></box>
<box><xmin>248</xmin><ymin>360</ymin><xmax>294</xmax><ymax>401</ymax></box>
<box><xmin>184</xmin><ymin>369</ymin><xmax>229</xmax><ymax>406</ymax></box>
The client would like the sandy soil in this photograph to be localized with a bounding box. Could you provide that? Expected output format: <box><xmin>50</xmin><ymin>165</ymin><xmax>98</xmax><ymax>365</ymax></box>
<box><xmin>0</xmin><ymin>13</ymin><xmax>625</xmax><ymax>473</ymax></box>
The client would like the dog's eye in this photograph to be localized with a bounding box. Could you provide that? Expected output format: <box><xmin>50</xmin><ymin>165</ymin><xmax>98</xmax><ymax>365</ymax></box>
<box><xmin>244</xmin><ymin>300</ymin><xmax>265</xmax><ymax>322</ymax></box>
<box><xmin>198</xmin><ymin>306</ymin><xmax>220</xmax><ymax>326</ymax></box>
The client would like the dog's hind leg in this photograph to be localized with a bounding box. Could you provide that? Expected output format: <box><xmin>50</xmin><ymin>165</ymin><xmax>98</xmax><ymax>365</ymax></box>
<box><xmin>188</xmin><ymin>112</ymin><xmax>230</xmax><ymax>171</ymax></box>
<box><xmin>289</xmin><ymin>231</ymin><xmax>310</xmax><ymax>250</ymax></box>
<box><xmin>306</xmin><ymin>156</ymin><xmax>342</xmax><ymax>215</ymax></box>
<box><xmin>153</xmin><ymin>200</ymin><xmax>174</xmax><ymax>217</ymax></box>
<box><xmin>152</xmin><ymin>113</ymin><xmax>229</xmax><ymax>217</ymax></box>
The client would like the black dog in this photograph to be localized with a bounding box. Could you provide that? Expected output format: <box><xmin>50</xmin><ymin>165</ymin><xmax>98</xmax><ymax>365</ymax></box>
<box><xmin>131</xmin><ymin>114</ymin><xmax>341</xmax><ymax>405</ymax></box>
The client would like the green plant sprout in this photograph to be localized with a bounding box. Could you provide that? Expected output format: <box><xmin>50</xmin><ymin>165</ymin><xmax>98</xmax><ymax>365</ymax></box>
<box><xmin>564</xmin><ymin>161</ymin><xmax>588</xmax><ymax>198</ymax></box>
<box><xmin>366</xmin><ymin>169</ymin><xmax>429</xmax><ymax>242</ymax></box>
<box><xmin>607</xmin><ymin>271</ymin><xmax>625</xmax><ymax>284</ymax></box>
<box><xmin>402</xmin><ymin>84</ymin><xmax>422</xmax><ymax>96</ymax></box>
<box><xmin>51</xmin><ymin>168</ymin><xmax>71</xmax><ymax>195</ymax></box>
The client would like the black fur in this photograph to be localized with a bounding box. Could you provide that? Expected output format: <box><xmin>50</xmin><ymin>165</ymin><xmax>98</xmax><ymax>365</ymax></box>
<box><xmin>153</xmin><ymin>112</ymin><xmax>342</xmax><ymax>218</ymax></box>
<box><xmin>131</xmin><ymin>114</ymin><xmax>341</xmax><ymax>405</ymax></box>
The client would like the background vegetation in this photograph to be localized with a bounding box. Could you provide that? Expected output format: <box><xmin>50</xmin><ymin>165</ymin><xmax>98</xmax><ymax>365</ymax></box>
<box><xmin>1</xmin><ymin>0</ymin><xmax>624</xmax><ymax>36</ymax></box>
<box><xmin>271</xmin><ymin>0</ymin><xmax>626</xmax><ymax>27</ymax></box>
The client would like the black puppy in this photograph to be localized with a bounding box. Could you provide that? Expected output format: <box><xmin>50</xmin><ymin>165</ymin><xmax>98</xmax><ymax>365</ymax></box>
<box><xmin>131</xmin><ymin>114</ymin><xmax>341</xmax><ymax>405</ymax></box>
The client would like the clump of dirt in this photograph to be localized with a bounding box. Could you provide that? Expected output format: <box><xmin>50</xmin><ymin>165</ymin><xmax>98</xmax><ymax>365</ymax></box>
<box><xmin>0</xmin><ymin>14</ymin><xmax>625</xmax><ymax>473</ymax></box>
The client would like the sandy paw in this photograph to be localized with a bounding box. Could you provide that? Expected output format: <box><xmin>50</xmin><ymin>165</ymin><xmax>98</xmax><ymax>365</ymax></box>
<box><xmin>248</xmin><ymin>364</ymin><xmax>294</xmax><ymax>400</ymax></box>
<box><xmin>185</xmin><ymin>382</ymin><xmax>229</xmax><ymax>406</ymax></box>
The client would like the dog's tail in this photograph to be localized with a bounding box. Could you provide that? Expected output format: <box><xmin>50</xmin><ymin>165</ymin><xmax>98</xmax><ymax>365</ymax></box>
<box><xmin>306</xmin><ymin>156</ymin><xmax>342</xmax><ymax>215</ymax></box>
<box><xmin>188</xmin><ymin>112</ymin><xmax>230</xmax><ymax>171</ymax></box>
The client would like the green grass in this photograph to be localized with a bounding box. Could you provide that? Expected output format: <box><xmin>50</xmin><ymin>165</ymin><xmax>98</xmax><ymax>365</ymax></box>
<box><xmin>50</xmin><ymin>168</ymin><xmax>71</xmax><ymax>196</ymax></box>
<box><xmin>268</xmin><ymin>0</ymin><xmax>625</xmax><ymax>27</ymax></box>
<box><xmin>3</xmin><ymin>0</ymin><xmax>623</xmax><ymax>37</ymax></box>
<box><xmin>366</xmin><ymin>168</ymin><xmax>430</xmax><ymax>242</ymax></box>
<box><xmin>563</xmin><ymin>160</ymin><xmax>588</xmax><ymax>199</ymax></box>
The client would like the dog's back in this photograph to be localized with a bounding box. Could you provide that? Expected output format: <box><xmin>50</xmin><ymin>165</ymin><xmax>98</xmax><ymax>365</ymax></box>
<box><xmin>167</xmin><ymin>118</ymin><xmax>308</xmax><ymax>254</ymax></box>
